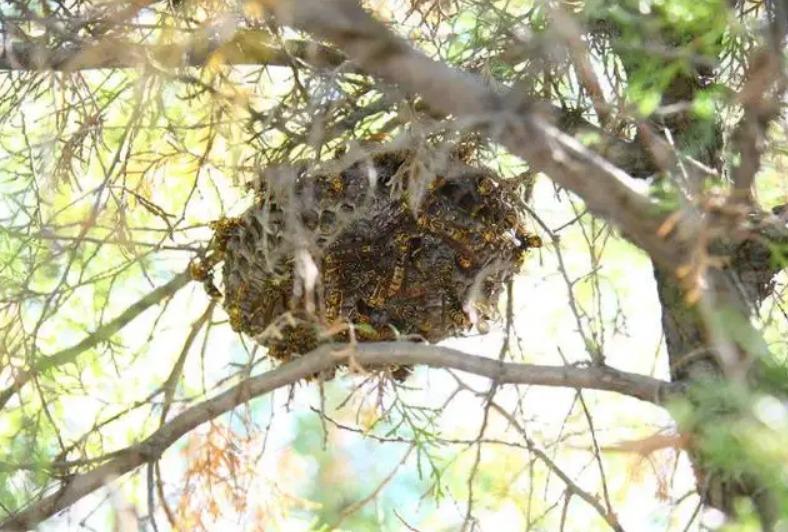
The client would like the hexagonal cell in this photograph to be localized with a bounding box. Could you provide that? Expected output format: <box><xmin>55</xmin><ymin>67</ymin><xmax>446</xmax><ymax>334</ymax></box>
<box><xmin>205</xmin><ymin>149</ymin><xmax>540</xmax><ymax>370</ymax></box>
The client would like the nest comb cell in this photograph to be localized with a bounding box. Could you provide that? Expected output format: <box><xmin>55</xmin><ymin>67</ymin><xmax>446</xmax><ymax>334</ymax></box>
<box><xmin>198</xmin><ymin>149</ymin><xmax>541</xmax><ymax>371</ymax></box>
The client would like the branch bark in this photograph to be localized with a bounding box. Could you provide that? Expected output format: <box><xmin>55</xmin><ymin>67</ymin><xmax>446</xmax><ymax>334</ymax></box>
<box><xmin>0</xmin><ymin>342</ymin><xmax>677</xmax><ymax>530</ymax></box>
<box><xmin>0</xmin><ymin>30</ymin><xmax>345</xmax><ymax>71</ymax></box>
<box><xmin>259</xmin><ymin>0</ymin><xmax>691</xmax><ymax>267</ymax></box>
<box><xmin>729</xmin><ymin>44</ymin><xmax>786</xmax><ymax>204</ymax></box>
<box><xmin>0</xmin><ymin>272</ymin><xmax>191</xmax><ymax>411</ymax></box>
<box><xmin>0</xmin><ymin>10</ymin><xmax>671</xmax><ymax>180</ymax></box>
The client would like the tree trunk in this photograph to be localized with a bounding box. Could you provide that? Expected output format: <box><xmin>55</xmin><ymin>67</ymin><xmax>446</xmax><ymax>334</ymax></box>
<box><xmin>647</xmin><ymin>50</ymin><xmax>785</xmax><ymax>532</ymax></box>
<box><xmin>591</xmin><ymin>4</ymin><xmax>786</xmax><ymax>525</ymax></box>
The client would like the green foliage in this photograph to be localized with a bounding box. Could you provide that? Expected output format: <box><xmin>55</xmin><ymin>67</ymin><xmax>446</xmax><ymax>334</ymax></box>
<box><xmin>0</xmin><ymin>409</ymin><xmax>64</xmax><ymax>512</ymax></box>
<box><xmin>670</xmin><ymin>378</ymin><xmax>788</xmax><ymax>525</ymax></box>
<box><xmin>0</xmin><ymin>0</ymin><xmax>785</xmax><ymax>529</ymax></box>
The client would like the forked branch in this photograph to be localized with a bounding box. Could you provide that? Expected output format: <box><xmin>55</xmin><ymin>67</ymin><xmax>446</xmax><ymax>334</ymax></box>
<box><xmin>1</xmin><ymin>342</ymin><xmax>676</xmax><ymax>530</ymax></box>
<box><xmin>261</xmin><ymin>0</ymin><xmax>691</xmax><ymax>266</ymax></box>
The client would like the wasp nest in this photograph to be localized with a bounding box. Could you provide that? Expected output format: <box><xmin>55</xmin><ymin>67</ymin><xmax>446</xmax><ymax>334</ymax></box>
<box><xmin>200</xmin><ymin>149</ymin><xmax>540</xmax><ymax>370</ymax></box>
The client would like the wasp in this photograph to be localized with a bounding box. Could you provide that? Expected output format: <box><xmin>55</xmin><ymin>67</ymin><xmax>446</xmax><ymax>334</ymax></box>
<box><xmin>189</xmin><ymin>259</ymin><xmax>210</xmax><ymax>281</ymax></box>
<box><xmin>328</xmin><ymin>174</ymin><xmax>345</xmax><ymax>195</ymax></box>
<box><xmin>420</xmin><ymin>215</ymin><xmax>471</xmax><ymax>248</ymax></box>
<box><xmin>445</xmin><ymin>225</ymin><xmax>469</xmax><ymax>244</ymax></box>
<box><xmin>481</xmin><ymin>226</ymin><xmax>498</xmax><ymax>244</ymax></box>
<box><xmin>208</xmin><ymin>216</ymin><xmax>244</xmax><ymax>257</ymax></box>
<box><xmin>456</xmin><ymin>254</ymin><xmax>473</xmax><ymax>269</ymax></box>
<box><xmin>522</xmin><ymin>234</ymin><xmax>542</xmax><ymax>249</ymax></box>
<box><xmin>228</xmin><ymin>305</ymin><xmax>244</xmax><ymax>332</ymax></box>
<box><xmin>427</xmin><ymin>175</ymin><xmax>446</xmax><ymax>192</ymax></box>
<box><xmin>477</xmin><ymin>176</ymin><xmax>496</xmax><ymax>196</ymax></box>
<box><xmin>448</xmin><ymin>308</ymin><xmax>469</xmax><ymax>328</ymax></box>
<box><xmin>323</xmin><ymin>254</ymin><xmax>342</xmax><ymax>278</ymax></box>
<box><xmin>231</xmin><ymin>281</ymin><xmax>249</xmax><ymax>304</ymax></box>
<box><xmin>444</xmin><ymin>225</ymin><xmax>468</xmax><ymax>244</ymax></box>
<box><xmin>393</xmin><ymin>232</ymin><xmax>410</xmax><ymax>253</ymax></box>
<box><xmin>210</xmin><ymin>216</ymin><xmax>243</xmax><ymax>240</ymax></box>
<box><xmin>386</xmin><ymin>232</ymin><xmax>414</xmax><ymax>297</ymax></box>
<box><xmin>324</xmin><ymin>286</ymin><xmax>343</xmax><ymax>321</ymax></box>
<box><xmin>434</xmin><ymin>257</ymin><xmax>455</xmax><ymax>289</ymax></box>
<box><xmin>190</xmin><ymin>259</ymin><xmax>223</xmax><ymax>298</ymax></box>
<box><xmin>429</xmin><ymin>219</ymin><xmax>448</xmax><ymax>234</ymax></box>
<box><xmin>203</xmin><ymin>279</ymin><xmax>222</xmax><ymax>299</ymax></box>
<box><xmin>388</xmin><ymin>263</ymin><xmax>406</xmax><ymax>297</ymax></box>
<box><xmin>442</xmin><ymin>296</ymin><xmax>469</xmax><ymax>329</ymax></box>
<box><xmin>367</xmin><ymin>281</ymin><xmax>387</xmax><ymax>308</ymax></box>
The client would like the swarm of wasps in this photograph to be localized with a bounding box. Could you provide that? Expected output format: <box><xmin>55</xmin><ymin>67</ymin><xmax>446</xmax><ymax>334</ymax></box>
<box><xmin>192</xmin><ymin>148</ymin><xmax>541</xmax><ymax>378</ymax></box>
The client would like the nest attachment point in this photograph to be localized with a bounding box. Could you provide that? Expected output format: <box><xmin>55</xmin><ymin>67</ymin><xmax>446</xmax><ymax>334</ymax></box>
<box><xmin>197</xmin><ymin>149</ymin><xmax>540</xmax><ymax>374</ymax></box>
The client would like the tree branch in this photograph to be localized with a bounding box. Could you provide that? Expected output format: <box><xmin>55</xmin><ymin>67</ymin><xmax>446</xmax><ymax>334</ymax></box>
<box><xmin>0</xmin><ymin>342</ymin><xmax>677</xmax><ymax>530</ymax></box>
<box><xmin>0</xmin><ymin>272</ymin><xmax>191</xmax><ymax>411</ymax></box>
<box><xmin>0</xmin><ymin>30</ymin><xmax>345</xmax><ymax>71</ymax></box>
<box><xmin>260</xmin><ymin>0</ymin><xmax>691</xmax><ymax>266</ymax></box>
<box><xmin>729</xmin><ymin>46</ymin><xmax>786</xmax><ymax>204</ymax></box>
<box><xmin>0</xmin><ymin>18</ymin><xmax>667</xmax><ymax>180</ymax></box>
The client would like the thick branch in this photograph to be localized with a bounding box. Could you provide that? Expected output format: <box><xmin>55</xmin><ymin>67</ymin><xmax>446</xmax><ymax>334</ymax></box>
<box><xmin>730</xmin><ymin>49</ymin><xmax>785</xmax><ymax>204</ymax></box>
<box><xmin>261</xmin><ymin>0</ymin><xmax>691</xmax><ymax>266</ymax></box>
<box><xmin>0</xmin><ymin>272</ymin><xmax>191</xmax><ymax>411</ymax></box>
<box><xmin>0</xmin><ymin>22</ymin><xmax>665</xmax><ymax>180</ymax></box>
<box><xmin>0</xmin><ymin>342</ymin><xmax>676</xmax><ymax>530</ymax></box>
<box><xmin>0</xmin><ymin>30</ymin><xmax>345</xmax><ymax>71</ymax></box>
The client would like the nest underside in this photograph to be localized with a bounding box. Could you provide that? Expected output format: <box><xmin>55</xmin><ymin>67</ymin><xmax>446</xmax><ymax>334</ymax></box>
<box><xmin>204</xmin><ymin>149</ymin><xmax>540</xmax><ymax>373</ymax></box>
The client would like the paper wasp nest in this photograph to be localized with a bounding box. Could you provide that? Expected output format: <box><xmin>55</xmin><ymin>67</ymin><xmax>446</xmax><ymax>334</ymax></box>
<box><xmin>202</xmin><ymin>149</ymin><xmax>540</xmax><ymax>370</ymax></box>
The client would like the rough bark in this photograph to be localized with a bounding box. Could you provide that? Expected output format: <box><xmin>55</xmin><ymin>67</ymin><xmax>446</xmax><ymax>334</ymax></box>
<box><xmin>260</xmin><ymin>1</ymin><xmax>787</xmax><ymax>524</ymax></box>
<box><xmin>654</xmin><ymin>236</ymin><xmax>785</xmax><ymax>527</ymax></box>
<box><xmin>632</xmin><ymin>9</ymin><xmax>787</xmax><ymax>526</ymax></box>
